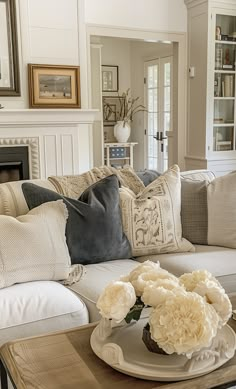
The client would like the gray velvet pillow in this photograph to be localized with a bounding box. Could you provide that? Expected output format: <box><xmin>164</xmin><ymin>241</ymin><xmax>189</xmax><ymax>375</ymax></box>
<box><xmin>22</xmin><ymin>175</ymin><xmax>131</xmax><ymax>265</ymax></box>
<box><xmin>136</xmin><ymin>169</ymin><xmax>161</xmax><ymax>186</ymax></box>
<box><xmin>181</xmin><ymin>180</ymin><xmax>208</xmax><ymax>245</ymax></box>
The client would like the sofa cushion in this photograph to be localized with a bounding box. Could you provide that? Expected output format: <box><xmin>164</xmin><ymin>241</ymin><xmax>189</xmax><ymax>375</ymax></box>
<box><xmin>68</xmin><ymin>259</ymin><xmax>139</xmax><ymax>322</ymax></box>
<box><xmin>136</xmin><ymin>169</ymin><xmax>161</xmax><ymax>186</ymax></box>
<box><xmin>119</xmin><ymin>165</ymin><xmax>194</xmax><ymax>257</ymax></box>
<box><xmin>22</xmin><ymin>175</ymin><xmax>131</xmax><ymax>265</ymax></box>
<box><xmin>136</xmin><ymin>245</ymin><xmax>236</xmax><ymax>280</ymax></box>
<box><xmin>0</xmin><ymin>281</ymin><xmax>88</xmax><ymax>345</ymax></box>
<box><xmin>49</xmin><ymin>165</ymin><xmax>145</xmax><ymax>198</ymax></box>
<box><xmin>208</xmin><ymin>171</ymin><xmax>236</xmax><ymax>249</ymax></box>
<box><xmin>0</xmin><ymin>200</ymin><xmax>71</xmax><ymax>289</ymax></box>
<box><xmin>180</xmin><ymin>169</ymin><xmax>215</xmax><ymax>182</ymax></box>
<box><xmin>181</xmin><ymin>180</ymin><xmax>208</xmax><ymax>245</ymax></box>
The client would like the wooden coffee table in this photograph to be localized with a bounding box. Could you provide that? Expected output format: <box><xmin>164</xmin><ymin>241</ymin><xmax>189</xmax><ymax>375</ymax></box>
<box><xmin>0</xmin><ymin>314</ymin><xmax>236</xmax><ymax>389</ymax></box>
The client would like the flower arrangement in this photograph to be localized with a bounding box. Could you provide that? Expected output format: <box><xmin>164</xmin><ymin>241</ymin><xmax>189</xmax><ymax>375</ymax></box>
<box><xmin>96</xmin><ymin>260</ymin><xmax>232</xmax><ymax>358</ymax></box>
<box><xmin>103</xmin><ymin>88</ymin><xmax>146</xmax><ymax>126</ymax></box>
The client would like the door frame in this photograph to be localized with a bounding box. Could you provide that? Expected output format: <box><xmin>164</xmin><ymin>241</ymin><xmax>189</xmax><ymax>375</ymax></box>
<box><xmin>83</xmin><ymin>24</ymin><xmax>187</xmax><ymax>170</ymax></box>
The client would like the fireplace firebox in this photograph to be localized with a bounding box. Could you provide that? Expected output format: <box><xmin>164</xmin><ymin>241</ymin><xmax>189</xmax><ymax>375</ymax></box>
<box><xmin>0</xmin><ymin>147</ymin><xmax>29</xmax><ymax>183</ymax></box>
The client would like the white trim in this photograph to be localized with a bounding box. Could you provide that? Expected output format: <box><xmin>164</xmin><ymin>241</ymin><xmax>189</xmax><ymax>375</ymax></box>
<box><xmin>0</xmin><ymin>109</ymin><xmax>99</xmax><ymax>127</ymax></box>
<box><xmin>0</xmin><ymin>137</ymin><xmax>40</xmax><ymax>179</ymax></box>
<box><xmin>84</xmin><ymin>24</ymin><xmax>187</xmax><ymax>170</ymax></box>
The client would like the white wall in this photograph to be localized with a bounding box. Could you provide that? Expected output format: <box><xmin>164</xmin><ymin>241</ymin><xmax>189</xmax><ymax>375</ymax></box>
<box><xmin>0</xmin><ymin>0</ymin><xmax>80</xmax><ymax>109</ymax></box>
<box><xmin>85</xmin><ymin>0</ymin><xmax>187</xmax><ymax>33</ymax></box>
<box><xmin>101</xmin><ymin>37</ymin><xmax>131</xmax><ymax>96</ymax></box>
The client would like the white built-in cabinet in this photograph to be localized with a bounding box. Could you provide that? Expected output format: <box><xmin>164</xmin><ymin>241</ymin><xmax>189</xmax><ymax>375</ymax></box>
<box><xmin>185</xmin><ymin>0</ymin><xmax>236</xmax><ymax>176</ymax></box>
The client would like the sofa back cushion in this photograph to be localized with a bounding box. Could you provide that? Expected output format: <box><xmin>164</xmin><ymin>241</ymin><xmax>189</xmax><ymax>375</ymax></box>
<box><xmin>0</xmin><ymin>200</ymin><xmax>71</xmax><ymax>289</ymax></box>
<box><xmin>208</xmin><ymin>171</ymin><xmax>236</xmax><ymax>249</ymax></box>
<box><xmin>0</xmin><ymin>179</ymin><xmax>56</xmax><ymax>217</ymax></box>
<box><xmin>22</xmin><ymin>175</ymin><xmax>132</xmax><ymax>265</ymax></box>
<box><xmin>48</xmin><ymin>165</ymin><xmax>145</xmax><ymax>198</ymax></box>
<box><xmin>120</xmin><ymin>165</ymin><xmax>194</xmax><ymax>256</ymax></box>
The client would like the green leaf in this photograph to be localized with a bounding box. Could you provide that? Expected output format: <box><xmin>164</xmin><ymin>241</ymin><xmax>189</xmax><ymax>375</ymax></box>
<box><xmin>124</xmin><ymin>299</ymin><xmax>145</xmax><ymax>324</ymax></box>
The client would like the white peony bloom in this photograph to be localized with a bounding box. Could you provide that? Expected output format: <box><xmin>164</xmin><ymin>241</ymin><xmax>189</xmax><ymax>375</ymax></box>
<box><xmin>193</xmin><ymin>280</ymin><xmax>232</xmax><ymax>327</ymax></box>
<box><xmin>124</xmin><ymin>260</ymin><xmax>177</xmax><ymax>296</ymax></box>
<box><xmin>142</xmin><ymin>279</ymin><xmax>184</xmax><ymax>307</ymax></box>
<box><xmin>96</xmin><ymin>281</ymin><xmax>136</xmax><ymax>322</ymax></box>
<box><xmin>179</xmin><ymin>269</ymin><xmax>220</xmax><ymax>292</ymax></box>
<box><xmin>149</xmin><ymin>290</ymin><xmax>220</xmax><ymax>358</ymax></box>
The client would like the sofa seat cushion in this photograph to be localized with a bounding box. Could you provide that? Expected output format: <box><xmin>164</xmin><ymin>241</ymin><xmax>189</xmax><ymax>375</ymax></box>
<box><xmin>0</xmin><ymin>281</ymin><xmax>88</xmax><ymax>345</ymax></box>
<box><xmin>68</xmin><ymin>259</ymin><xmax>139</xmax><ymax>322</ymax></box>
<box><xmin>136</xmin><ymin>244</ymin><xmax>236</xmax><ymax>279</ymax></box>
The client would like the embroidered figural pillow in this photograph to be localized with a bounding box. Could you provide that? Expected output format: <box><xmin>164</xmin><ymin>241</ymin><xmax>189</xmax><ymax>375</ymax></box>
<box><xmin>119</xmin><ymin>165</ymin><xmax>195</xmax><ymax>256</ymax></box>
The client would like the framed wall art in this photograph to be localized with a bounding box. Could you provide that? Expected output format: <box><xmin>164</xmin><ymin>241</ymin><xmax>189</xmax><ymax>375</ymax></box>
<box><xmin>0</xmin><ymin>0</ymin><xmax>20</xmax><ymax>96</ymax></box>
<box><xmin>103</xmin><ymin>96</ymin><xmax>125</xmax><ymax>125</ymax></box>
<box><xmin>28</xmin><ymin>64</ymin><xmax>80</xmax><ymax>108</ymax></box>
<box><xmin>102</xmin><ymin>65</ymin><xmax>119</xmax><ymax>92</ymax></box>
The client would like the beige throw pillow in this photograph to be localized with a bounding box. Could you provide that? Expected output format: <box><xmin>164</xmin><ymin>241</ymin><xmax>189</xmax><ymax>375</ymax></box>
<box><xmin>120</xmin><ymin>165</ymin><xmax>194</xmax><ymax>256</ymax></box>
<box><xmin>48</xmin><ymin>165</ymin><xmax>145</xmax><ymax>199</ymax></box>
<box><xmin>0</xmin><ymin>200</ymin><xmax>71</xmax><ymax>289</ymax></box>
<box><xmin>208</xmin><ymin>171</ymin><xmax>236</xmax><ymax>249</ymax></box>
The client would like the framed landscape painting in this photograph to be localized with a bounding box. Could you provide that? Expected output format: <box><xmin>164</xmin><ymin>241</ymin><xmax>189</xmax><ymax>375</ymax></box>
<box><xmin>28</xmin><ymin>64</ymin><xmax>80</xmax><ymax>108</ymax></box>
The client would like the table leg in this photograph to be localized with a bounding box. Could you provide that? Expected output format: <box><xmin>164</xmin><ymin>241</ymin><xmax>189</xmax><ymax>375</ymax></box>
<box><xmin>0</xmin><ymin>360</ymin><xmax>8</xmax><ymax>389</ymax></box>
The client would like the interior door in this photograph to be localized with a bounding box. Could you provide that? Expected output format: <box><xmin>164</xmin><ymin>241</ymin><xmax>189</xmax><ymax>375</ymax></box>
<box><xmin>144</xmin><ymin>56</ymin><xmax>172</xmax><ymax>173</ymax></box>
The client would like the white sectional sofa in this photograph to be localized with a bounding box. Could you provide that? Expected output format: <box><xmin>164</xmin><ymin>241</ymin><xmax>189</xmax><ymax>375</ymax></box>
<box><xmin>0</xmin><ymin>169</ymin><xmax>235</xmax><ymax>346</ymax></box>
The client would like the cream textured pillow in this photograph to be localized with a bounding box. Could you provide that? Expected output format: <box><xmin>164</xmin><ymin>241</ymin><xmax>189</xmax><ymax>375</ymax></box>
<box><xmin>120</xmin><ymin>165</ymin><xmax>194</xmax><ymax>256</ymax></box>
<box><xmin>0</xmin><ymin>200</ymin><xmax>71</xmax><ymax>289</ymax></box>
<box><xmin>208</xmin><ymin>171</ymin><xmax>236</xmax><ymax>249</ymax></box>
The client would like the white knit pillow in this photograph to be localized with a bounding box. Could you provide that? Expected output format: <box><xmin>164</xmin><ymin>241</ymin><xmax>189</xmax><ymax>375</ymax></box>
<box><xmin>120</xmin><ymin>165</ymin><xmax>195</xmax><ymax>256</ymax></box>
<box><xmin>0</xmin><ymin>200</ymin><xmax>71</xmax><ymax>288</ymax></box>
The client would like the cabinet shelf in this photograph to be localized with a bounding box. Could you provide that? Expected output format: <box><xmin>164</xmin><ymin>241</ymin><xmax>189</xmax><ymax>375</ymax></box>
<box><xmin>214</xmin><ymin>70</ymin><xmax>236</xmax><ymax>74</ymax></box>
<box><xmin>105</xmin><ymin>157</ymin><xmax>130</xmax><ymax>160</ymax></box>
<box><xmin>214</xmin><ymin>97</ymin><xmax>235</xmax><ymax>100</ymax></box>
<box><xmin>213</xmin><ymin>123</ymin><xmax>234</xmax><ymax>127</ymax></box>
<box><xmin>215</xmin><ymin>39</ymin><xmax>236</xmax><ymax>45</ymax></box>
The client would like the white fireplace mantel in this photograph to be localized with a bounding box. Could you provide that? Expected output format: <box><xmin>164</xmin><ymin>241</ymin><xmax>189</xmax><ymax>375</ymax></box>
<box><xmin>0</xmin><ymin>109</ymin><xmax>99</xmax><ymax>127</ymax></box>
<box><xmin>0</xmin><ymin>109</ymin><xmax>99</xmax><ymax>179</ymax></box>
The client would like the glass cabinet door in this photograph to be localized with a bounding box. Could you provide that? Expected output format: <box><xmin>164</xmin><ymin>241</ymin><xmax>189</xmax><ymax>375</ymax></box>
<box><xmin>213</xmin><ymin>14</ymin><xmax>236</xmax><ymax>152</ymax></box>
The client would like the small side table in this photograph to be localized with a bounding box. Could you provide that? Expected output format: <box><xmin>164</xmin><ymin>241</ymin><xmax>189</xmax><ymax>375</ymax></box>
<box><xmin>104</xmin><ymin>142</ymin><xmax>138</xmax><ymax>168</ymax></box>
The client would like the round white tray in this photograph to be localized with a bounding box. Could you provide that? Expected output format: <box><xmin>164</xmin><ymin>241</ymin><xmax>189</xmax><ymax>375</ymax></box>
<box><xmin>90</xmin><ymin>318</ymin><xmax>236</xmax><ymax>381</ymax></box>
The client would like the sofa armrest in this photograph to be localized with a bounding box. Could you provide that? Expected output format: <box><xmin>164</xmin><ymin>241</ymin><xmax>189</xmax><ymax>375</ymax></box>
<box><xmin>0</xmin><ymin>179</ymin><xmax>56</xmax><ymax>216</ymax></box>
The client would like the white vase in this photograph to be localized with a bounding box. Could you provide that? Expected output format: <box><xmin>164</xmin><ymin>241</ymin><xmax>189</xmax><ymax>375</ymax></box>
<box><xmin>114</xmin><ymin>121</ymin><xmax>131</xmax><ymax>143</ymax></box>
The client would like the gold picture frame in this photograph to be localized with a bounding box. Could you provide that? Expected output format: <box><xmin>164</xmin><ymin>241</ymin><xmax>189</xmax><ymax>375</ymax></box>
<box><xmin>28</xmin><ymin>64</ymin><xmax>80</xmax><ymax>108</ymax></box>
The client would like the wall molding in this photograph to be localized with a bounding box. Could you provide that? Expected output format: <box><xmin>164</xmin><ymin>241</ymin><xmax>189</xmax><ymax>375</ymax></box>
<box><xmin>0</xmin><ymin>109</ymin><xmax>99</xmax><ymax>127</ymax></box>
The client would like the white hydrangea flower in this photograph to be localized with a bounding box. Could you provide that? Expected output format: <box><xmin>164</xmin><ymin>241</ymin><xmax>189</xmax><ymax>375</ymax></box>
<box><xmin>193</xmin><ymin>280</ymin><xmax>232</xmax><ymax>327</ymax></box>
<box><xmin>179</xmin><ymin>269</ymin><xmax>220</xmax><ymax>292</ymax></box>
<box><xmin>122</xmin><ymin>260</ymin><xmax>177</xmax><ymax>296</ymax></box>
<box><xmin>149</xmin><ymin>290</ymin><xmax>220</xmax><ymax>358</ymax></box>
<box><xmin>142</xmin><ymin>279</ymin><xmax>184</xmax><ymax>307</ymax></box>
<box><xmin>96</xmin><ymin>281</ymin><xmax>136</xmax><ymax>322</ymax></box>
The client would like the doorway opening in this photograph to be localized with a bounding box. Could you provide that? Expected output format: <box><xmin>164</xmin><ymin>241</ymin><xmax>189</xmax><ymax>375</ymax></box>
<box><xmin>86</xmin><ymin>26</ymin><xmax>186</xmax><ymax>171</ymax></box>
